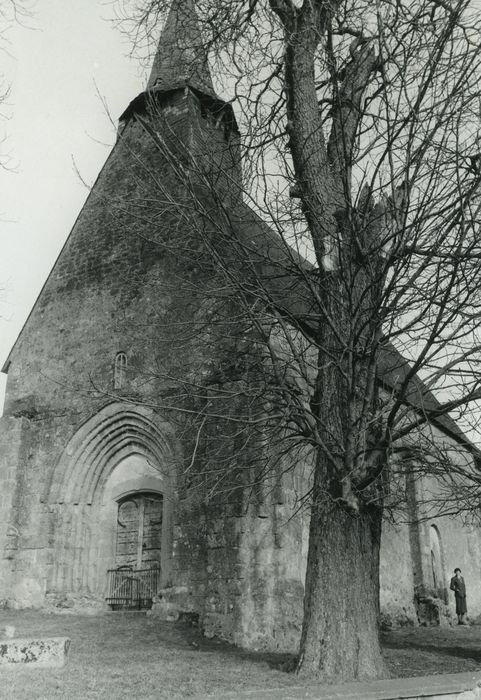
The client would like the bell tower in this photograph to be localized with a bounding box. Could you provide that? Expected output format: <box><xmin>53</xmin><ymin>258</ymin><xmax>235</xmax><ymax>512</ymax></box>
<box><xmin>118</xmin><ymin>0</ymin><xmax>242</xmax><ymax>200</ymax></box>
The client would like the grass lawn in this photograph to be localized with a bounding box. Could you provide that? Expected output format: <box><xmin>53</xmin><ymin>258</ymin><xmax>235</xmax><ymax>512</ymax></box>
<box><xmin>0</xmin><ymin>610</ymin><xmax>481</xmax><ymax>699</ymax></box>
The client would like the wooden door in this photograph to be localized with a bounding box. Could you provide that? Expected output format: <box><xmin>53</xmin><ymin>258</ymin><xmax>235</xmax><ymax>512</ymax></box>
<box><xmin>115</xmin><ymin>493</ymin><xmax>163</xmax><ymax>570</ymax></box>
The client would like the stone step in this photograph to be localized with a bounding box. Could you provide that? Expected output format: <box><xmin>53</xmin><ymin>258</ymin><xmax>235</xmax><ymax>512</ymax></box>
<box><xmin>214</xmin><ymin>671</ymin><xmax>481</xmax><ymax>700</ymax></box>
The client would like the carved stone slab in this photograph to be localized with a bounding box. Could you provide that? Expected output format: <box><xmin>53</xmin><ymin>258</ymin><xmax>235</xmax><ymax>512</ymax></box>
<box><xmin>0</xmin><ymin>637</ymin><xmax>71</xmax><ymax>668</ymax></box>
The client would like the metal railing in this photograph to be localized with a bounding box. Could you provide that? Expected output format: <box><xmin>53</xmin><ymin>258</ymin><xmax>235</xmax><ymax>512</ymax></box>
<box><xmin>105</xmin><ymin>566</ymin><xmax>160</xmax><ymax>610</ymax></box>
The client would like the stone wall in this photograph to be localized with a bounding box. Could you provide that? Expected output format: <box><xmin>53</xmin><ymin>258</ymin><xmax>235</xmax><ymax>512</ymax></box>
<box><xmin>0</xmin><ymin>86</ymin><xmax>245</xmax><ymax>612</ymax></box>
<box><xmin>158</xmin><ymin>457</ymin><xmax>310</xmax><ymax>653</ymax></box>
<box><xmin>379</xmin><ymin>519</ymin><xmax>417</xmax><ymax>627</ymax></box>
<box><xmin>378</xmin><ymin>422</ymin><xmax>481</xmax><ymax>629</ymax></box>
<box><xmin>0</xmin><ymin>416</ymin><xmax>31</xmax><ymax>603</ymax></box>
<box><xmin>413</xmin><ymin>467</ymin><xmax>481</xmax><ymax>625</ymax></box>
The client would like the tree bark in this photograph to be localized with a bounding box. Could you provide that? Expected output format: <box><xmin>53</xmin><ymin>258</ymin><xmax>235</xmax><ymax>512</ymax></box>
<box><xmin>297</xmin><ymin>467</ymin><xmax>386</xmax><ymax>680</ymax></box>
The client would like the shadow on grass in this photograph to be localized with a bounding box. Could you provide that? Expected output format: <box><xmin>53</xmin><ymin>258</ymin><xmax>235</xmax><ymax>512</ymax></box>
<box><xmin>381</xmin><ymin>635</ymin><xmax>481</xmax><ymax>663</ymax></box>
<box><xmin>173</xmin><ymin>620</ymin><xmax>298</xmax><ymax>672</ymax></box>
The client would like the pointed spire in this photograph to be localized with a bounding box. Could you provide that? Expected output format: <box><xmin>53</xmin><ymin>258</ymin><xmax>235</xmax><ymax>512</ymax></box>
<box><xmin>147</xmin><ymin>0</ymin><xmax>216</xmax><ymax>98</ymax></box>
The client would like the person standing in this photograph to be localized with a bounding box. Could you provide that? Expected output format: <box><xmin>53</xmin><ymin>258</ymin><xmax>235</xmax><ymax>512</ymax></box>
<box><xmin>450</xmin><ymin>567</ymin><xmax>468</xmax><ymax>625</ymax></box>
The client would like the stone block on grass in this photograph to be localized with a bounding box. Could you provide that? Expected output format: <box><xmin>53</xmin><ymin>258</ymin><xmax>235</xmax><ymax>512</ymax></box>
<box><xmin>0</xmin><ymin>637</ymin><xmax>71</xmax><ymax>668</ymax></box>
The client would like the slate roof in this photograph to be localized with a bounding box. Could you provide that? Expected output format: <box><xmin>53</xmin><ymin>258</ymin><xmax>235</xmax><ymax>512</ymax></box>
<box><xmin>221</xmin><ymin>199</ymin><xmax>480</xmax><ymax>457</ymax></box>
<box><xmin>377</xmin><ymin>342</ymin><xmax>479</xmax><ymax>455</ymax></box>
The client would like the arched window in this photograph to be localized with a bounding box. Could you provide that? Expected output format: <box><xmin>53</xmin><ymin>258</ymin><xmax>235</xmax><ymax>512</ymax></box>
<box><xmin>114</xmin><ymin>352</ymin><xmax>127</xmax><ymax>389</ymax></box>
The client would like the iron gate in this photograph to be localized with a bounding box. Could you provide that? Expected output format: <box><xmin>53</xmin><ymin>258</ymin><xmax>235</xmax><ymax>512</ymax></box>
<box><xmin>105</xmin><ymin>566</ymin><xmax>160</xmax><ymax>610</ymax></box>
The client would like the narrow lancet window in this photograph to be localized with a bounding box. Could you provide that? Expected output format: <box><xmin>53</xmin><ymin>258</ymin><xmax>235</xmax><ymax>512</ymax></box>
<box><xmin>114</xmin><ymin>352</ymin><xmax>127</xmax><ymax>389</ymax></box>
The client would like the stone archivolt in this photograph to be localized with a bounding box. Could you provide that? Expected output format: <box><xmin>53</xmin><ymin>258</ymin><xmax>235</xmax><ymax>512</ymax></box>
<box><xmin>45</xmin><ymin>403</ymin><xmax>177</xmax><ymax>602</ymax></box>
<box><xmin>47</xmin><ymin>402</ymin><xmax>177</xmax><ymax>507</ymax></box>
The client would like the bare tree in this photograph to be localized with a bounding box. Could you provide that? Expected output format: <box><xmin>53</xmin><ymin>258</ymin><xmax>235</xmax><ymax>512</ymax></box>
<box><xmin>0</xmin><ymin>0</ymin><xmax>32</xmax><ymax>166</ymax></box>
<box><xmin>108</xmin><ymin>0</ymin><xmax>481</xmax><ymax>681</ymax></box>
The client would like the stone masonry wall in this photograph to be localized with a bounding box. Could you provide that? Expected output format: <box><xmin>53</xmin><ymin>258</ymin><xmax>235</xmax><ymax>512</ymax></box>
<box><xmin>379</xmin><ymin>424</ymin><xmax>481</xmax><ymax>628</ymax></box>
<box><xmin>0</xmin><ymin>88</ymin><xmax>247</xmax><ymax>613</ymax></box>
<box><xmin>379</xmin><ymin>520</ymin><xmax>417</xmax><ymax>627</ymax></box>
<box><xmin>0</xmin><ymin>416</ymin><xmax>31</xmax><ymax>603</ymax></box>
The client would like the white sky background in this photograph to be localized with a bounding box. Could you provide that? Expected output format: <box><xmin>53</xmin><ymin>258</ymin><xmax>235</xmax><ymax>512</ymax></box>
<box><xmin>0</xmin><ymin>0</ymin><xmax>145</xmax><ymax>411</ymax></box>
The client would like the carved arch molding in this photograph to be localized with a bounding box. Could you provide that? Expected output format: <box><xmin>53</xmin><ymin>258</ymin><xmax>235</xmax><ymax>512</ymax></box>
<box><xmin>45</xmin><ymin>402</ymin><xmax>178</xmax><ymax>597</ymax></box>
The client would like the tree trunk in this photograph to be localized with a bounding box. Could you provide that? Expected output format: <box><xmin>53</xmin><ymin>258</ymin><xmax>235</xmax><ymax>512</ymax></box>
<box><xmin>297</xmin><ymin>476</ymin><xmax>386</xmax><ymax>681</ymax></box>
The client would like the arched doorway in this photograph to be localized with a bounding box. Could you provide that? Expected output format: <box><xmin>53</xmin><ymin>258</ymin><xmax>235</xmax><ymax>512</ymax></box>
<box><xmin>46</xmin><ymin>403</ymin><xmax>177</xmax><ymax>606</ymax></box>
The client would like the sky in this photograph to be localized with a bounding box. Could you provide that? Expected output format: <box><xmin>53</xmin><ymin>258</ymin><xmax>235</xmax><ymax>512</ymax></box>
<box><xmin>0</xmin><ymin>0</ymin><xmax>148</xmax><ymax>410</ymax></box>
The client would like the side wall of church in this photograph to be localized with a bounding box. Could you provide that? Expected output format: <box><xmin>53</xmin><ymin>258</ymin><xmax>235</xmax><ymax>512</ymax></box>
<box><xmin>379</xmin><ymin>425</ymin><xmax>481</xmax><ymax>627</ymax></box>
<box><xmin>436</xmin><ymin>518</ymin><xmax>481</xmax><ymax>621</ymax></box>
<box><xmin>412</xmin><ymin>462</ymin><xmax>481</xmax><ymax>624</ymax></box>
<box><xmin>379</xmin><ymin>520</ymin><xmax>417</xmax><ymax>626</ymax></box>
<box><xmin>168</xmin><ymin>482</ymin><xmax>311</xmax><ymax>653</ymax></box>
<box><xmin>153</xmin><ymin>386</ymin><xmax>313</xmax><ymax>652</ymax></box>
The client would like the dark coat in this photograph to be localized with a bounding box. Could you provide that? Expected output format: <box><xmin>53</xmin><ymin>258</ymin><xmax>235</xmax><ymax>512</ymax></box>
<box><xmin>450</xmin><ymin>575</ymin><xmax>467</xmax><ymax>614</ymax></box>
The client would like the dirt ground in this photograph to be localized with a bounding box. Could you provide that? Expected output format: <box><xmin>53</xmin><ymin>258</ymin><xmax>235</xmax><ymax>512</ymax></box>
<box><xmin>0</xmin><ymin>610</ymin><xmax>480</xmax><ymax>699</ymax></box>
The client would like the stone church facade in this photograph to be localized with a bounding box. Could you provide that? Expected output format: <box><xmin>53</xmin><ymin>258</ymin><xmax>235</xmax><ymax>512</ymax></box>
<box><xmin>1</xmin><ymin>0</ymin><xmax>481</xmax><ymax>652</ymax></box>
